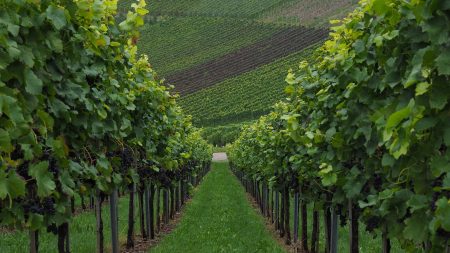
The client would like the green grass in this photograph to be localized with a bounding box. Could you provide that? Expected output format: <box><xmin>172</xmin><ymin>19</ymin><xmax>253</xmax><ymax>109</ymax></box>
<box><xmin>0</xmin><ymin>197</ymin><xmax>137</xmax><ymax>252</ymax></box>
<box><xmin>179</xmin><ymin>47</ymin><xmax>318</xmax><ymax>126</ymax></box>
<box><xmin>138</xmin><ymin>16</ymin><xmax>281</xmax><ymax>76</ymax></box>
<box><xmin>0</xmin><ymin>190</ymin><xmax>173</xmax><ymax>252</ymax></box>
<box><xmin>149</xmin><ymin>162</ymin><xmax>286</xmax><ymax>253</ymax></box>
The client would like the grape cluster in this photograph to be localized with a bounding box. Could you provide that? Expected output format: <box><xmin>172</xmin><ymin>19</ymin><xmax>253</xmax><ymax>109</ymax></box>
<box><xmin>365</xmin><ymin>216</ymin><xmax>381</xmax><ymax>232</ymax></box>
<box><xmin>120</xmin><ymin>148</ymin><xmax>133</xmax><ymax>173</ymax></box>
<box><xmin>16</xmin><ymin>161</ymin><xmax>30</xmax><ymax>180</ymax></box>
<box><xmin>48</xmin><ymin>157</ymin><xmax>60</xmax><ymax>177</ymax></box>
<box><xmin>137</xmin><ymin>160</ymin><xmax>158</xmax><ymax>180</ymax></box>
<box><xmin>42</xmin><ymin>197</ymin><xmax>56</xmax><ymax>215</ymax></box>
<box><xmin>23</xmin><ymin>200</ymin><xmax>44</xmax><ymax>215</ymax></box>
<box><xmin>23</xmin><ymin>197</ymin><xmax>55</xmax><ymax>217</ymax></box>
<box><xmin>10</xmin><ymin>146</ymin><xmax>24</xmax><ymax>160</ymax></box>
<box><xmin>156</xmin><ymin>169</ymin><xmax>171</xmax><ymax>188</ymax></box>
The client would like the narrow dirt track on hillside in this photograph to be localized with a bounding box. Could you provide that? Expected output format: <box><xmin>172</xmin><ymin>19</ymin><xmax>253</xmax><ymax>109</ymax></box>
<box><xmin>168</xmin><ymin>26</ymin><xmax>328</xmax><ymax>95</ymax></box>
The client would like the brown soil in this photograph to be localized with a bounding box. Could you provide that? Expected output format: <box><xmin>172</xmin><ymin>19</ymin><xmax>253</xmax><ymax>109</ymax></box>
<box><xmin>245</xmin><ymin>192</ymin><xmax>306</xmax><ymax>253</ymax></box>
<box><xmin>120</xmin><ymin>198</ymin><xmax>192</xmax><ymax>253</ymax></box>
<box><xmin>168</xmin><ymin>26</ymin><xmax>328</xmax><ymax>95</ymax></box>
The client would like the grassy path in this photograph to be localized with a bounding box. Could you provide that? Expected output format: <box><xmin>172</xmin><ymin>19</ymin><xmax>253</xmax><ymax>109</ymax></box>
<box><xmin>149</xmin><ymin>161</ymin><xmax>286</xmax><ymax>253</ymax></box>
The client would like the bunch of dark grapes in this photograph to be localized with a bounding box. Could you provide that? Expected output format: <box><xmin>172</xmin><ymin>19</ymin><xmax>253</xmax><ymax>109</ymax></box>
<box><xmin>106</xmin><ymin>151</ymin><xmax>118</xmax><ymax>158</ymax></box>
<box><xmin>437</xmin><ymin>228</ymin><xmax>450</xmax><ymax>238</ymax></box>
<box><xmin>120</xmin><ymin>148</ymin><xmax>133</xmax><ymax>173</ymax></box>
<box><xmin>16</xmin><ymin>162</ymin><xmax>31</xmax><ymax>180</ymax></box>
<box><xmin>373</xmin><ymin>174</ymin><xmax>383</xmax><ymax>191</ymax></box>
<box><xmin>23</xmin><ymin>199</ymin><xmax>45</xmax><ymax>216</ymax></box>
<box><xmin>48</xmin><ymin>156</ymin><xmax>60</xmax><ymax>177</ymax></box>
<box><xmin>10</xmin><ymin>146</ymin><xmax>24</xmax><ymax>160</ymax></box>
<box><xmin>137</xmin><ymin>160</ymin><xmax>157</xmax><ymax>179</ymax></box>
<box><xmin>365</xmin><ymin>216</ymin><xmax>381</xmax><ymax>232</ymax></box>
<box><xmin>173</xmin><ymin>170</ymin><xmax>182</xmax><ymax>181</ymax></box>
<box><xmin>42</xmin><ymin>197</ymin><xmax>55</xmax><ymax>215</ymax></box>
<box><xmin>23</xmin><ymin>198</ymin><xmax>56</xmax><ymax>218</ymax></box>
<box><xmin>157</xmin><ymin>169</ymin><xmax>171</xmax><ymax>188</ymax></box>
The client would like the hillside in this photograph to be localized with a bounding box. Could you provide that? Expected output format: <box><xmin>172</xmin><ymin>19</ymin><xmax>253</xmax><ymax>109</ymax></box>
<box><xmin>119</xmin><ymin>0</ymin><xmax>358</xmax><ymax>145</ymax></box>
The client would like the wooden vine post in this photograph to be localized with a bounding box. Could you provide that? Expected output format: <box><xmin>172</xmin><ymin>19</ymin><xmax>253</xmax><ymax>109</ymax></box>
<box><xmin>330</xmin><ymin>207</ymin><xmax>338</xmax><ymax>253</ymax></box>
<box><xmin>349</xmin><ymin>200</ymin><xmax>359</xmax><ymax>253</ymax></box>
<box><xmin>382</xmin><ymin>226</ymin><xmax>391</xmax><ymax>253</ymax></box>
<box><xmin>126</xmin><ymin>183</ymin><xmax>135</xmax><ymax>249</ymax></box>
<box><xmin>140</xmin><ymin>185</ymin><xmax>147</xmax><ymax>240</ymax></box>
<box><xmin>163</xmin><ymin>188</ymin><xmax>169</xmax><ymax>224</ymax></box>
<box><xmin>293</xmin><ymin>191</ymin><xmax>299</xmax><ymax>244</ymax></box>
<box><xmin>300</xmin><ymin>186</ymin><xmax>308</xmax><ymax>252</ymax></box>
<box><xmin>283</xmin><ymin>185</ymin><xmax>291</xmax><ymax>245</ymax></box>
<box><xmin>110</xmin><ymin>189</ymin><xmax>119</xmax><ymax>253</ymax></box>
<box><xmin>150</xmin><ymin>185</ymin><xmax>156</xmax><ymax>239</ymax></box>
<box><xmin>95</xmin><ymin>193</ymin><xmax>104</xmax><ymax>253</ymax></box>
<box><xmin>275</xmin><ymin>191</ymin><xmax>279</xmax><ymax>230</ymax></box>
<box><xmin>29</xmin><ymin>230</ymin><xmax>38</xmax><ymax>253</ymax></box>
<box><xmin>156</xmin><ymin>187</ymin><xmax>161</xmax><ymax>233</ymax></box>
<box><xmin>311</xmin><ymin>209</ymin><xmax>319</xmax><ymax>253</ymax></box>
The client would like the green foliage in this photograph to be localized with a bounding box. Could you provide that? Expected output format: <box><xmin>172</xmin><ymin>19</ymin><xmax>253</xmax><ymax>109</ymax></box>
<box><xmin>0</xmin><ymin>0</ymin><xmax>211</xmax><ymax>233</ymax></box>
<box><xmin>201</xmin><ymin>123</ymin><xmax>248</xmax><ymax>146</ymax></box>
<box><xmin>230</xmin><ymin>0</ymin><xmax>450</xmax><ymax>251</ymax></box>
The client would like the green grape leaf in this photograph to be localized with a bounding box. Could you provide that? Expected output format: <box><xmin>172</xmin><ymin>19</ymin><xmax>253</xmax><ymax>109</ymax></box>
<box><xmin>386</xmin><ymin>105</ymin><xmax>411</xmax><ymax>130</ymax></box>
<box><xmin>404</xmin><ymin>213</ymin><xmax>428</xmax><ymax>241</ymax></box>
<box><xmin>60</xmin><ymin>170</ymin><xmax>75</xmax><ymax>196</ymax></box>
<box><xmin>435</xmin><ymin>198</ymin><xmax>450</xmax><ymax>231</ymax></box>
<box><xmin>415</xmin><ymin>82</ymin><xmax>431</xmax><ymax>96</ymax></box>
<box><xmin>28</xmin><ymin>213</ymin><xmax>44</xmax><ymax>230</ymax></box>
<box><xmin>435</xmin><ymin>49</ymin><xmax>450</xmax><ymax>75</ymax></box>
<box><xmin>372</xmin><ymin>0</ymin><xmax>389</xmax><ymax>15</ymax></box>
<box><xmin>381</xmin><ymin>153</ymin><xmax>395</xmax><ymax>167</ymax></box>
<box><xmin>429</xmin><ymin>88</ymin><xmax>448</xmax><ymax>110</ymax></box>
<box><xmin>0</xmin><ymin>171</ymin><xmax>26</xmax><ymax>200</ymax></box>
<box><xmin>29</xmin><ymin>161</ymin><xmax>55</xmax><ymax>197</ymax></box>
<box><xmin>430</xmin><ymin>156</ymin><xmax>450</xmax><ymax>177</ymax></box>
<box><xmin>407</xmin><ymin>195</ymin><xmax>428</xmax><ymax>212</ymax></box>
<box><xmin>24</xmin><ymin>69</ymin><xmax>43</xmax><ymax>95</ymax></box>
<box><xmin>0</xmin><ymin>128</ymin><xmax>13</xmax><ymax>153</ymax></box>
<box><xmin>46</xmin><ymin>5</ymin><xmax>67</xmax><ymax>30</ymax></box>
<box><xmin>444</xmin><ymin>128</ymin><xmax>450</xmax><ymax>146</ymax></box>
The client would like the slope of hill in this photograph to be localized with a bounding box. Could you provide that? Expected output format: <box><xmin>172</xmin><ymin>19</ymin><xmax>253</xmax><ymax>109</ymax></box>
<box><xmin>118</xmin><ymin>0</ymin><xmax>358</xmax><ymax>144</ymax></box>
<box><xmin>138</xmin><ymin>17</ymin><xmax>281</xmax><ymax>76</ymax></box>
<box><xmin>179</xmin><ymin>46</ymin><xmax>317</xmax><ymax>126</ymax></box>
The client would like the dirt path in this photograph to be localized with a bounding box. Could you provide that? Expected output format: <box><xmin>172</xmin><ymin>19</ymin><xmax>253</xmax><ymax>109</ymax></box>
<box><xmin>212</xmin><ymin>152</ymin><xmax>228</xmax><ymax>161</ymax></box>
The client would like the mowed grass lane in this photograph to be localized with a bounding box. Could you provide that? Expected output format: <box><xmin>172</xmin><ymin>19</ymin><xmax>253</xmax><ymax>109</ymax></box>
<box><xmin>149</xmin><ymin>161</ymin><xmax>285</xmax><ymax>253</ymax></box>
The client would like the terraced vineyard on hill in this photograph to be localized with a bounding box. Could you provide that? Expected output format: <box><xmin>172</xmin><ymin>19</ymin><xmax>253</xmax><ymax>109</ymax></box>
<box><xmin>138</xmin><ymin>17</ymin><xmax>281</xmax><ymax>76</ymax></box>
<box><xmin>118</xmin><ymin>0</ymin><xmax>358</xmax><ymax>145</ymax></box>
<box><xmin>169</xmin><ymin>27</ymin><xmax>327</xmax><ymax>95</ymax></box>
<box><xmin>179</xmin><ymin>47</ymin><xmax>317</xmax><ymax>126</ymax></box>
